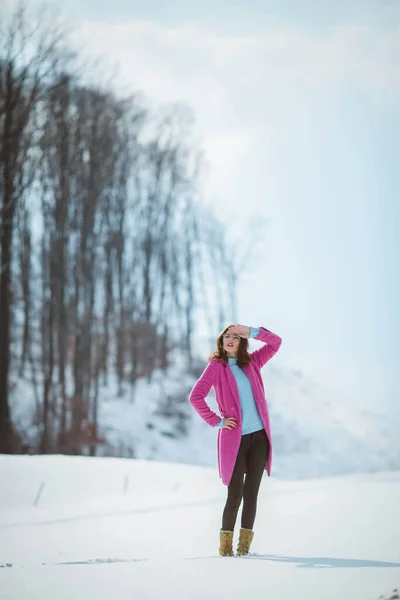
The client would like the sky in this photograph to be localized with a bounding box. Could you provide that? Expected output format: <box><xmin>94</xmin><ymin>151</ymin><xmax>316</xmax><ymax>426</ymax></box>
<box><xmin>18</xmin><ymin>0</ymin><xmax>400</xmax><ymax>417</ymax></box>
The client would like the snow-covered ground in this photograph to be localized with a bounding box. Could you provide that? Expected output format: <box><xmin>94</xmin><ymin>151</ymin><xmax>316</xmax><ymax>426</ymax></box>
<box><xmin>0</xmin><ymin>455</ymin><xmax>399</xmax><ymax>600</ymax></box>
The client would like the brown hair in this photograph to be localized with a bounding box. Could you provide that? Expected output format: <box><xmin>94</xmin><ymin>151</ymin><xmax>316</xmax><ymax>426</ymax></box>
<box><xmin>208</xmin><ymin>324</ymin><xmax>252</xmax><ymax>368</ymax></box>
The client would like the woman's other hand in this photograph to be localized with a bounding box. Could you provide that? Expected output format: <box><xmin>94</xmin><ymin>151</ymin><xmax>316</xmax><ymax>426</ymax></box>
<box><xmin>223</xmin><ymin>417</ymin><xmax>238</xmax><ymax>430</ymax></box>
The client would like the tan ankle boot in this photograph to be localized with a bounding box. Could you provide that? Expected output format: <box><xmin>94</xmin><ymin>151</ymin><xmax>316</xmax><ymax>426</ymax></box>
<box><xmin>219</xmin><ymin>530</ymin><xmax>234</xmax><ymax>556</ymax></box>
<box><xmin>236</xmin><ymin>528</ymin><xmax>254</xmax><ymax>556</ymax></box>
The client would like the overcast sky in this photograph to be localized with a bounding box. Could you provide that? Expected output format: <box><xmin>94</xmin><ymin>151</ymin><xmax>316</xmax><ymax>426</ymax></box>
<box><xmin>24</xmin><ymin>0</ymin><xmax>400</xmax><ymax>417</ymax></box>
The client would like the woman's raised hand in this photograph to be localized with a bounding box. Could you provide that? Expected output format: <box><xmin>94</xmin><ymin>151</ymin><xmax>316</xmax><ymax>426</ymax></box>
<box><xmin>223</xmin><ymin>417</ymin><xmax>238</xmax><ymax>430</ymax></box>
<box><xmin>228</xmin><ymin>324</ymin><xmax>250</xmax><ymax>338</ymax></box>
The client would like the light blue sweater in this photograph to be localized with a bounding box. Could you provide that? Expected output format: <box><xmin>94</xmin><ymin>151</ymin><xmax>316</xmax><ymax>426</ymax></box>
<box><xmin>216</xmin><ymin>327</ymin><xmax>264</xmax><ymax>435</ymax></box>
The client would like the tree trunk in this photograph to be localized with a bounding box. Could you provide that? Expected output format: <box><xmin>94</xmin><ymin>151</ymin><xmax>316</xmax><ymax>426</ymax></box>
<box><xmin>0</xmin><ymin>78</ymin><xmax>18</xmax><ymax>453</ymax></box>
<box><xmin>0</xmin><ymin>186</ymin><xmax>17</xmax><ymax>452</ymax></box>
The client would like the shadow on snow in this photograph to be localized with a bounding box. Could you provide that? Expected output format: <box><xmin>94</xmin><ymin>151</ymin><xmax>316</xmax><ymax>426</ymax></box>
<box><xmin>239</xmin><ymin>554</ymin><xmax>400</xmax><ymax>568</ymax></box>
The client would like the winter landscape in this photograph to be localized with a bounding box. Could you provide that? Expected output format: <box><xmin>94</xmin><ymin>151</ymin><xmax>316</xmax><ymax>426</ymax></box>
<box><xmin>1</xmin><ymin>0</ymin><xmax>399</xmax><ymax>599</ymax></box>
<box><xmin>2</xmin><ymin>351</ymin><xmax>400</xmax><ymax>599</ymax></box>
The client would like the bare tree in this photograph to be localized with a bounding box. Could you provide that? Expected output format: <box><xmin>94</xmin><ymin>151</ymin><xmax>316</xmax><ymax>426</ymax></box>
<box><xmin>17</xmin><ymin>197</ymin><xmax>32</xmax><ymax>377</ymax></box>
<box><xmin>38</xmin><ymin>73</ymin><xmax>74</xmax><ymax>451</ymax></box>
<box><xmin>0</xmin><ymin>1</ymin><xmax>65</xmax><ymax>453</ymax></box>
<box><xmin>1</xmin><ymin>4</ymin><xmax>235</xmax><ymax>456</ymax></box>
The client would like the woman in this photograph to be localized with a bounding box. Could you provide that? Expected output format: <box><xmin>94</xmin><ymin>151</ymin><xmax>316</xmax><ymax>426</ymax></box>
<box><xmin>189</xmin><ymin>324</ymin><xmax>282</xmax><ymax>557</ymax></box>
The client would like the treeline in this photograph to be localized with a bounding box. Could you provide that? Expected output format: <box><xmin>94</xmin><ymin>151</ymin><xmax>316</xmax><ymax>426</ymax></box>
<box><xmin>0</xmin><ymin>3</ymin><xmax>235</xmax><ymax>455</ymax></box>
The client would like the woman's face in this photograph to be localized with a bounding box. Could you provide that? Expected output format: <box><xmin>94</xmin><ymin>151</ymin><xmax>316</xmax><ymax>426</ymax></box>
<box><xmin>222</xmin><ymin>328</ymin><xmax>241</xmax><ymax>358</ymax></box>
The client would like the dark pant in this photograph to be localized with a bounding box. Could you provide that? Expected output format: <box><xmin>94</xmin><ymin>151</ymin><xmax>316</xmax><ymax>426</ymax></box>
<box><xmin>222</xmin><ymin>428</ymin><xmax>270</xmax><ymax>532</ymax></box>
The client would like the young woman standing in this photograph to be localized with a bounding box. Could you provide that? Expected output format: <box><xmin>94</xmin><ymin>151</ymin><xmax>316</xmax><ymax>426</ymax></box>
<box><xmin>189</xmin><ymin>324</ymin><xmax>282</xmax><ymax>557</ymax></box>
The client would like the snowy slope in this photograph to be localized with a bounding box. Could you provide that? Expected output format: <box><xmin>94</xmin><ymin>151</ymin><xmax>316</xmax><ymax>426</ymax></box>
<box><xmin>264</xmin><ymin>364</ymin><xmax>400</xmax><ymax>478</ymax></box>
<box><xmin>10</xmin><ymin>351</ymin><xmax>400</xmax><ymax>479</ymax></box>
<box><xmin>0</xmin><ymin>455</ymin><xmax>399</xmax><ymax>600</ymax></box>
<box><xmin>97</xmin><ymin>361</ymin><xmax>400</xmax><ymax>477</ymax></box>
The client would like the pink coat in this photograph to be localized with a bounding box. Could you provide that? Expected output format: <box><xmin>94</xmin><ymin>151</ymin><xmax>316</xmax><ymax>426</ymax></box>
<box><xmin>189</xmin><ymin>327</ymin><xmax>282</xmax><ymax>485</ymax></box>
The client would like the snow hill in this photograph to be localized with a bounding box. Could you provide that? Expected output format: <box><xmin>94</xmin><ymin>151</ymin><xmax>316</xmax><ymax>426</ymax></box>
<box><xmin>10</xmin><ymin>352</ymin><xmax>400</xmax><ymax>479</ymax></box>
<box><xmin>0</xmin><ymin>455</ymin><xmax>399</xmax><ymax>600</ymax></box>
